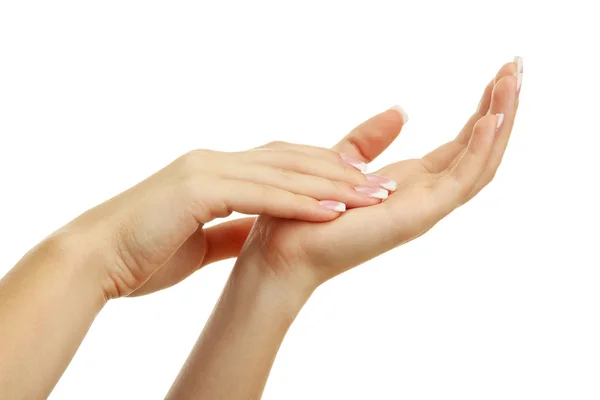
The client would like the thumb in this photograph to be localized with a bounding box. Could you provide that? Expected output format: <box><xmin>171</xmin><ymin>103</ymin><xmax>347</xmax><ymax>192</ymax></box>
<box><xmin>201</xmin><ymin>217</ymin><xmax>256</xmax><ymax>267</ymax></box>
<box><xmin>331</xmin><ymin>106</ymin><xmax>408</xmax><ymax>162</ymax></box>
<box><xmin>129</xmin><ymin>218</ymin><xmax>255</xmax><ymax>296</ymax></box>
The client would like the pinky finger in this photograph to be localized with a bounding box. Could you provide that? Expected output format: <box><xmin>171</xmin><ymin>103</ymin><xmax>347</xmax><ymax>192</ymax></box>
<box><xmin>213</xmin><ymin>179</ymin><xmax>346</xmax><ymax>222</ymax></box>
<box><xmin>432</xmin><ymin>114</ymin><xmax>501</xmax><ymax>215</ymax></box>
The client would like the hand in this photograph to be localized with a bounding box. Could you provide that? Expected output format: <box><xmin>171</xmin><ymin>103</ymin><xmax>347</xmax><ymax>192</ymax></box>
<box><xmin>239</xmin><ymin>58</ymin><xmax>522</xmax><ymax>287</ymax></box>
<box><xmin>62</xmin><ymin>142</ymin><xmax>387</xmax><ymax>298</ymax></box>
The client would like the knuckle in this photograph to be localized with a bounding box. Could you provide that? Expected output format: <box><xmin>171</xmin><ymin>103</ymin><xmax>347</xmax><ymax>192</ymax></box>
<box><xmin>320</xmin><ymin>147</ymin><xmax>341</xmax><ymax>160</ymax></box>
<box><xmin>277</xmin><ymin>168</ymin><xmax>296</xmax><ymax>182</ymax></box>
<box><xmin>448</xmin><ymin>175</ymin><xmax>470</xmax><ymax>201</ymax></box>
<box><xmin>331</xmin><ymin>179</ymin><xmax>350</xmax><ymax>194</ymax></box>
<box><xmin>341</xmin><ymin>163</ymin><xmax>365</xmax><ymax>181</ymax></box>
<box><xmin>281</xmin><ymin>151</ymin><xmax>309</xmax><ymax>170</ymax></box>
<box><xmin>176</xmin><ymin>149</ymin><xmax>209</xmax><ymax>173</ymax></box>
<box><xmin>264</xmin><ymin>140</ymin><xmax>288</xmax><ymax>149</ymax></box>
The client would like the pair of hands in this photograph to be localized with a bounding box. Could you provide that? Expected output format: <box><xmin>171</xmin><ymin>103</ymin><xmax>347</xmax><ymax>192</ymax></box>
<box><xmin>65</xmin><ymin>59</ymin><xmax>520</xmax><ymax>300</ymax></box>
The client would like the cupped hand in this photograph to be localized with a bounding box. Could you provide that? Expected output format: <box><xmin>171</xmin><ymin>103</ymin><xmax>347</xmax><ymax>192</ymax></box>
<box><xmin>239</xmin><ymin>58</ymin><xmax>522</xmax><ymax>286</ymax></box>
<box><xmin>64</xmin><ymin>142</ymin><xmax>388</xmax><ymax>298</ymax></box>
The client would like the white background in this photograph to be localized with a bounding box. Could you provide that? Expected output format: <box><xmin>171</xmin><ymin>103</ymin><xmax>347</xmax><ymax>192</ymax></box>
<box><xmin>1</xmin><ymin>1</ymin><xmax>599</xmax><ymax>399</ymax></box>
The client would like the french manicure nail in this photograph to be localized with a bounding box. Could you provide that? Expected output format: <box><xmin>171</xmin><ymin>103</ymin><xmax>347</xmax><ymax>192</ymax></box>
<box><xmin>514</xmin><ymin>56</ymin><xmax>523</xmax><ymax>73</ymax></box>
<box><xmin>513</xmin><ymin>56</ymin><xmax>523</xmax><ymax>93</ymax></box>
<box><xmin>354</xmin><ymin>185</ymin><xmax>389</xmax><ymax>199</ymax></box>
<box><xmin>366</xmin><ymin>175</ymin><xmax>398</xmax><ymax>191</ymax></box>
<box><xmin>513</xmin><ymin>72</ymin><xmax>523</xmax><ymax>92</ymax></box>
<box><xmin>340</xmin><ymin>154</ymin><xmax>368</xmax><ymax>172</ymax></box>
<box><xmin>319</xmin><ymin>200</ymin><xmax>346</xmax><ymax>212</ymax></box>
<box><xmin>496</xmin><ymin>113</ymin><xmax>505</xmax><ymax>132</ymax></box>
<box><xmin>389</xmin><ymin>105</ymin><xmax>409</xmax><ymax>124</ymax></box>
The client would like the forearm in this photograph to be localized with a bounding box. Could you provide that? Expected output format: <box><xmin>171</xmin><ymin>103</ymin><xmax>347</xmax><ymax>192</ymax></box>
<box><xmin>166</xmin><ymin>255</ymin><xmax>315</xmax><ymax>400</ymax></box>
<box><xmin>0</xmin><ymin>231</ymin><xmax>106</xmax><ymax>399</ymax></box>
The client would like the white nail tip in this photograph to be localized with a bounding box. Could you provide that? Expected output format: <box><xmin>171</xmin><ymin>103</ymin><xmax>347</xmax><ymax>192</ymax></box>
<box><xmin>371</xmin><ymin>188</ymin><xmax>389</xmax><ymax>199</ymax></box>
<box><xmin>513</xmin><ymin>71</ymin><xmax>522</xmax><ymax>90</ymax></box>
<box><xmin>340</xmin><ymin>154</ymin><xmax>368</xmax><ymax>172</ymax></box>
<box><xmin>355</xmin><ymin>187</ymin><xmax>389</xmax><ymax>199</ymax></box>
<box><xmin>513</xmin><ymin>56</ymin><xmax>523</xmax><ymax>73</ymax></box>
<box><xmin>496</xmin><ymin>113</ymin><xmax>505</xmax><ymax>130</ymax></box>
<box><xmin>355</xmin><ymin>162</ymin><xmax>368</xmax><ymax>172</ymax></box>
<box><xmin>332</xmin><ymin>203</ymin><xmax>346</xmax><ymax>212</ymax></box>
<box><xmin>379</xmin><ymin>180</ymin><xmax>397</xmax><ymax>192</ymax></box>
<box><xmin>513</xmin><ymin>56</ymin><xmax>523</xmax><ymax>92</ymax></box>
<box><xmin>390</xmin><ymin>105</ymin><xmax>409</xmax><ymax>124</ymax></box>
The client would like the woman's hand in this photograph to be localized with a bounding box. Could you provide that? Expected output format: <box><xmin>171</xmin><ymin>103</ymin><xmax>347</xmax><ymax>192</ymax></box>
<box><xmin>164</xmin><ymin>58</ymin><xmax>524</xmax><ymax>400</ymax></box>
<box><xmin>62</xmin><ymin>142</ymin><xmax>389</xmax><ymax>298</ymax></box>
<box><xmin>239</xmin><ymin>59</ymin><xmax>522</xmax><ymax>288</ymax></box>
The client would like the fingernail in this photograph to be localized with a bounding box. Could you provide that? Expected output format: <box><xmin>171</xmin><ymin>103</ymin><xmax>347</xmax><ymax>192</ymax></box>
<box><xmin>354</xmin><ymin>186</ymin><xmax>389</xmax><ymax>199</ymax></box>
<box><xmin>514</xmin><ymin>56</ymin><xmax>523</xmax><ymax>73</ymax></box>
<box><xmin>389</xmin><ymin>105</ymin><xmax>409</xmax><ymax>124</ymax></box>
<box><xmin>496</xmin><ymin>113</ymin><xmax>505</xmax><ymax>132</ymax></box>
<box><xmin>319</xmin><ymin>200</ymin><xmax>346</xmax><ymax>212</ymax></box>
<box><xmin>340</xmin><ymin>154</ymin><xmax>368</xmax><ymax>172</ymax></box>
<box><xmin>366</xmin><ymin>175</ymin><xmax>397</xmax><ymax>191</ymax></box>
<box><xmin>513</xmin><ymin>56</ymin><xmax>523</xmax><ymax>93</ymax></box>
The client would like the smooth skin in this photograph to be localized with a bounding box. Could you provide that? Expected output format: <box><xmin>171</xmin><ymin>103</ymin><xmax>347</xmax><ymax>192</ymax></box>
<box><xmin>0</xmin><ymin>143</ymin><xmax>384</xmax><ymax>399</ymax></box>
<box><xmin>166</xmin><ymin>58</ymin><xmax>522</xmax><ymax>399</ymax></box>
<box><xmin>0</xmin><ymin>58</ymin><xmax>521</xmax><ymax>399</ymax></box>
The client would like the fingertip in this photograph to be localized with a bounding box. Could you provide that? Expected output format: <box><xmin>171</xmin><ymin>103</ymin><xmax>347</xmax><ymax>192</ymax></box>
<box><xmin>334</xmin><ymin>107</ymin><xmax>406</xmax><ymax>162</ymax></box>
<box><xmin>388</xmin><ymin>105</ymin><xmax>409</xmax><ymax>124</ymax></box>
<box><xmin>470</xmin><ymin>114</ymin><xmax>499</xmax><ymax>150</ymax></box>
<box><xmin>480</xmin><ymin>113</ymin><xmax>501</xmax><ymax>132</ymax></box>
<box><xmin>495</xmin><ymin>61</ymin><xmax>518</xmax><ymax>84</ymax></box>
<box><xmin>319</xmin><ymin>200</ymin><xmax>346</xmax><ymax>213</ymax></box>
<box><xmin>490</xmin><ymin>75</ymin><xmax>518</xmax><ymax>109</ymax></box>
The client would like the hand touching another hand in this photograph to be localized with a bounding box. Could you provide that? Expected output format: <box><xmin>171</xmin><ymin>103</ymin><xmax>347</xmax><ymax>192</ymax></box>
<box><xmin>59</xmin><ymin>142</ymin><xmax>388</xmax><ymax>298</ymax></box>
<box><xmin>239</xmin><ymin>58</ymin><xmax>522</xmax><ymax>287</ymax></box>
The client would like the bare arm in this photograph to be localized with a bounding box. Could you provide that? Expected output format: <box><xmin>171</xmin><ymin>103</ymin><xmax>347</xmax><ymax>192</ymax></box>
<box><xmin>0</xmin><ymin>141</ymin><xmax>369</xmax><ymax>398</ymax></box>
<box><xmin>0</xmin><ymin>233</ymin><xmax>105</xmax><ymax>399</ymax></box>
<box><xmin>166</xmin><ymin>255</ymin><xmax>312</xmax><ymax>399</ymax></box>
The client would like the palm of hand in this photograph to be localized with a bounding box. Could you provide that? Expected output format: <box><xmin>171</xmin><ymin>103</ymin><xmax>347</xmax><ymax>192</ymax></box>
<box><xmin>244</xmin><ymin>158</ymin><xmax>435</xmax><ymax>281</ymax></box>
<box><xmin>243</xmin><ymin>61</ymin><xmax>520</xmax><ymax>284</ymax></box>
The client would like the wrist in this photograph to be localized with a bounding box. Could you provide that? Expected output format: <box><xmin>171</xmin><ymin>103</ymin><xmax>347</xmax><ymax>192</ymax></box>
<box><xmin>232</xmin><ymin>252</ymin><xmax>317</xmax><ymax>319</ymax></box>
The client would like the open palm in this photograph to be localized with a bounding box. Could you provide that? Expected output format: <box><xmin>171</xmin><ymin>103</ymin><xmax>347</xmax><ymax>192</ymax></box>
<box><xmin>242</xmin><ymin>59</ymin><xmax>521</xmax><ymax>284</ymax></box>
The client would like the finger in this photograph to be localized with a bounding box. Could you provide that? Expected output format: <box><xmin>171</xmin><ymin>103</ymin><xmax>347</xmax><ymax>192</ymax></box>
<box><xmin>239</xmin><ymin>147</ymin><xmax>369</xmax><ymax>186</ymax></box>
<box><xmin>202</xmin><ymin>218</ymin><xmax>256</xmax><ymax>266</ymax></box>
<box><xmin>254</xmin><ymin>141</ymin><xmax>344</xmax><ymax>163</ymax></box>
<box><xmin>331</xmin><ymin>106</ymin><xmax>408</xmax><ymax>162</ymax></box>
<box><xmin>217</xmin><ymin>164</ymin><xmax>385</xmax><ymax>208</ymax></box>
<box><xmin>422</xmin><ymin>61</ymin><xmax>518</xmax><ymax>173</ymax></box>
<box><xmin>466</xmin><ymin>73</ymin><xmax>519</xmax><ymax>200</ymax></box>
<box><xmin>194</xmin><ymin>177</ymin><xmax>348</xmax><ymax>222</ymax></box>
<box><xmin>457</xmin><ymin>61</ymin><xmax>519</xmax><ymax>143</ymax></box>
<box><xmin>254</xmin><ymin>141</ymin><xmax>378</xmax><ymax>176</ymax></box>
<box><xmin>432</xmin><ymin>114</ymin><xmax>501</xmax><ymax>215</ymax></box>
<box><xmin>129</xmin><ymin>218</ymin><xmax>255</xmax><ymax>296</ymax></box>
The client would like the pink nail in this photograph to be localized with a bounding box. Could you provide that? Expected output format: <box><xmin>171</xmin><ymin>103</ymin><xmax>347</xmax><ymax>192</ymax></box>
<box><xmin>319</xmin><ymin>200</ymin><xmax>346</xmax><ymax>212</ymax></box>
<box><xmin>366</xmin><ymin>175</ymin><xmax>397</xmax><ymax>191</ymax></box>
<box><xmin>340</xmin><ymin>154</ymin><xmax>368</xmax><ymax>172</ymax></box>
<box><xmin>354</xmin><ymin>186</ymin><xmax>388</xmax><ymax>199</ymax></box>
